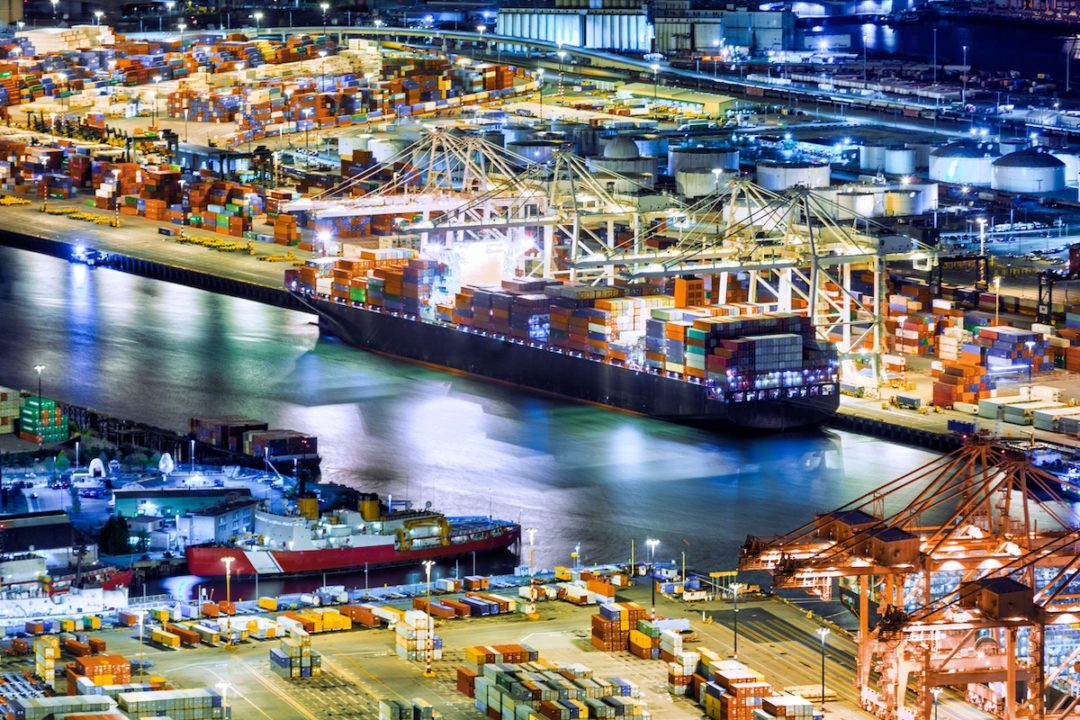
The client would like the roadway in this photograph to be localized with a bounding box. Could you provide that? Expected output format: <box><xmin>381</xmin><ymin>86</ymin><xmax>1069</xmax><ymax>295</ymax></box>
<box><xmin>0</xmin><ymin>584</ymin><xmax>993</xmax><ymax>720</ymax></box>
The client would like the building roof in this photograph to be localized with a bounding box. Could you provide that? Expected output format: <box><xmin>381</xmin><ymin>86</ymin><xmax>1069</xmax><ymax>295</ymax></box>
<box><xmin>872</xmin><ymin>527</ymin><xmax>917</xmax><ymax>542</ymax></box>
<box><xmin>992</xmin><ymin>149</ymin><xmax>1065</xmax><ymax>168</ymax></box>
<box><xmin>603</xmin><ymin>136</ymin><xmax>641</xmax><ymax>160</ymax></box>
<box><xmin>188</xmin><ymin>499</ymin><xmax>260</xmax><ymax>518</ymax></box>
<box><xmin>0</xmin><ymin>511</ymin><xmax>79</xmax><ymax>552</ymax></box>
<box><xmin>831</xmin><ymin>509</ymin><xmax>878</xmax><ymax>525</ymax></box>
<box><xmin>619</xmin><ymin>83</ymin><xmax>735</xmax><ymax>111</ymax></box>
<box><xmin>113</xmin><ymin>488</ymin><xmax>253</xmax><ymax>500</ymax></box>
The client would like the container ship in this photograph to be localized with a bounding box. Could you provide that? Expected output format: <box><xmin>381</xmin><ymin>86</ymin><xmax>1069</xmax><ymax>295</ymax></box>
<box><xmin>186</xmin><ymin>493</ymin><xmax>520</xmax><ymax>577</ymax></box>
<box><xmin>286</xmin><ymin>253</ymin><xmax>840</xmax><ymax>431</ymax></box>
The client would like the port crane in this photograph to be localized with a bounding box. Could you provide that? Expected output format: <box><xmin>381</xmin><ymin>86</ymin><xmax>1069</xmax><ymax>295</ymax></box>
<box><xmin>740</xmin><ymin>437</ymin><xmax>1080</xmax><ymax>720</ymax></box>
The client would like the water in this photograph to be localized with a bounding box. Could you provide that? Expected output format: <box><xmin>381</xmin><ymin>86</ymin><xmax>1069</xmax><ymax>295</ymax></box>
<box><xmin>0</xmin><ymin>246</ymin><xmax>940</xmax><ymax>598</ymax></box>
<box><xmin>810</xmin><ymin>18</ymin><xmax>1080</xmax><ymax>81</ymax></box>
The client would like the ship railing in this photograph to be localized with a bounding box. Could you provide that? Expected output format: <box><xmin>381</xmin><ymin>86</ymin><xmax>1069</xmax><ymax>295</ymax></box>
<box><xmin>128</xmin><ymin>593</ymin><xmax>173</xmax><ymax>608</ymax></box>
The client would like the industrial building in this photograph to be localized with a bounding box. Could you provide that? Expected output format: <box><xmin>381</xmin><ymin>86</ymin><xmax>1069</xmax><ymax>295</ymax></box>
<box><xmin>112</xmin><ymin>487</ymin><xmax>254</xmax><ymax>519</ymax></box>
<box><xmin>0</xmin><ymin>511</ymin><xmax>98</xmax><ymax>570</ymax></box>
<box><xmin>182</xmin><ymin>498</ymin><xmax>260</xmax><ymax>545</ymax></box>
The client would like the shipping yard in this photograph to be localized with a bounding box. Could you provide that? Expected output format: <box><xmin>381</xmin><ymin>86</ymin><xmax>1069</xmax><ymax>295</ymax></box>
<box><xmin>4</xmin><ymin>2</ymin><xmax>1080</xmax><ymax>720</ymax></box>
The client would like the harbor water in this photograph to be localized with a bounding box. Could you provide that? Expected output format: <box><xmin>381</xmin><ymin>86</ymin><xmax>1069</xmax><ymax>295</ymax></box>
<box><xmin>0</xmin><ymin>246</ymin><xmax>939</xmax><ymax>598</ymax></box>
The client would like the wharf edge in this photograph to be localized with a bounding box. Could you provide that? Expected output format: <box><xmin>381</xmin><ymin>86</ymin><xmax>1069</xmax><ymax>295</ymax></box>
<box><xmin>0</xmin><ymin>228</ymin><xmax>961</xmax><ymax>451</ymax></box>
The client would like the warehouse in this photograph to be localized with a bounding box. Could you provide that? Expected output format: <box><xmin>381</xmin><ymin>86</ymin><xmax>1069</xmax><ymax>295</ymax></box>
<box><xmin>112</xmin><ymin>487</ymin><xmax>253</xmax><ymax>519</ymax></box>
<box><xmin>0</xmin><ymin>511</ymin><xmax>98</xmax><ymax>569</ymax></box>
<box><xmin>617</xmin><ymin>84</ymin><xmax>736</xmax><ymax>117</ymax></box>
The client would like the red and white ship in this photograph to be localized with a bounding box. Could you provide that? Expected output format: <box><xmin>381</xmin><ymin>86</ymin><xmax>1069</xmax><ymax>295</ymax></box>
<box><xmin>185</xmin><ymin>494</ymin><xmax>520</xmax><ymax>577</ymax></box>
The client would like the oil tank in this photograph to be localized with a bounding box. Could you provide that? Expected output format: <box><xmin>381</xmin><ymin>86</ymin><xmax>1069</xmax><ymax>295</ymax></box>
<box><xmin>999</xmin><ymin>137</ymin><xmax>1029</xmax><ymax>154</ymax></box>
<box><xmin>756</xmin><ymin>160</ymin><xmax>830</xmax><ymax>191</ymax></box>
<box><xmin>836</xmin><ymin>192</ymin><xmax>877</xmax><ymax>219</ymax></box>
<box><xmin>859</xmin><ymin>144</ymin><xmax>886</xmax><ymax>172</ymax></box>
<box><xmin>928</xmin><ymin>142</ymin><xmax>999</xmax><ymax>186</ymax></box>
<box><xmin>587</xmin><ymin>137</ymin><xmax>657</xmax><ymax>187</ymax></box>
<box><xmin>1052</xmin><ymin>152</ymin><xmax>1080</xmax><ymax>188</ymax></box>
<box><xmin>507</xmin><ymin>139</ymin><xmax>570</xmax><ymax>165</ymax></box>
<box><xmin>807</xmin><ymin>187</ymin><xmax>840</xmax><ymax>219</ymax></box>
<box><xmin>908</xmin><ymin>142</ymin><xmax>937</xmax><ymax>169</ymax></box>
<box><xmin>991</xmin><ymin>150</ymin><xmax>1066</xmax><ymax>193</ymax></box>
<box><xmin>630</xmin><ymin>133</ymin><xmax>666</xmax><ymax>158</ymax></box>
<box><xmin>676</xmin><ymin>169</ymin><xmax>735</xmax><ymax>198</ymax></box>
<box><xmin>480</xmin><ymin>129</ymin><xmax>505</xmax><ymax>149</ymax></box>
<box><xmin>503</xmin><ymin>124</ymin><xmax>537</xmax><ymax>144</ymax></box>
<box><xmin>667</xmin><ymin>145</ymin><xmax>739</xmax><ymax>175</ymax></box>
<box><xmin>884</xmin><ymin>147</ymin><xmax>916</xmax><ymax>176</ymax></box>
<box><xmin>884</xmin><ymin>190</ymin><xmax>917</xmax><ymax>216</ymax></box>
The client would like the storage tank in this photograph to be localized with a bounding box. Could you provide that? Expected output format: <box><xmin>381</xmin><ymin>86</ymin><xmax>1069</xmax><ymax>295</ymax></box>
<box><xmin>503</xmin><ymin>123</ymin><xmax>537</xmax><ymax>144</ymax></box>
<box><xmin>507</xmin><ymin>139</ymin><xmax>570</xmax><ymax>165</ymax></box>
<box><xmin>587</xmin><ymin>136</ymin><xmax>657</xmax><ymax>188</ymax></box>
<box><xmin>928</xmin><ymin>141</ymin><xmax>999</xmax><ymax>186</ymax></box>
<box><xmin>999</xmin><ymin>137</ymin><xmax>1029</xmax><ymax>154</ymax></box>
<box><xmin>908</xmin><ymin>142</ymin><xmax>937</xmax><ymax>169</ymax></box>
<box><xmin>369</xmin><ymin>136</ymin><xmax>409</xmax><ymax>164</ymax></box>
<box><xmin>991</xmin><ymin>150</ymin><xmax>1066</xmax><ymax>193</ymax></box>
<box><xmin>884</xmin><ymin>190</ymin><xmax>917</xmax><ymax>216</ymax></box>
<box><xmin>1052</xmin><ymin>152</ymin><xmax>1080</xmax><ymax>188</ymax></box>
<box><xmin>859</xmin><ymin>144</ymin><xmax>886</xmax><ymax>172</ymax></box>
<box><xmin>480</xmin><ymin>129</ymin><xmax>505</xmax><ymax>149</ymax></box>
<box><xmin>836</xmin><ymin>192</ymin><xmax>876</xmax><ymax>219</ymax></box>
<box><xmin>676</xmin><ymin>169</ymin><xmax>735</xmax><ymax>198</ymax></box>
<box><xmin>667</xmin><ymin>144</ymin><xmax>739</xmax><ymax>175</ymax></box>
<box><xmin>755</xmin><ymin>160</ymin><xmax>830</xmax><ymax>191</ymax></box>
<box><xmin>807</xmin><ymin>187</ymin><xmax>840</xmax><ymax>219</ymax></box>
<box><xmin>630</xmin><ymin>133</ymin><xmax>666</xmax><ymax>159</ymax></box>
<box><xmin>884</xmin><ymin>147</ymin><xmax>916</xmax><ymax>176</ymax></box>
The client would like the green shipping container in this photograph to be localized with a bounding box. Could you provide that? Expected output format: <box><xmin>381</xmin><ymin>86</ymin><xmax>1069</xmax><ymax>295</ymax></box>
<box><xmin>349</xmin><ymin>287</ymin><xmax>366</xmax><ymax>303</ymax></box>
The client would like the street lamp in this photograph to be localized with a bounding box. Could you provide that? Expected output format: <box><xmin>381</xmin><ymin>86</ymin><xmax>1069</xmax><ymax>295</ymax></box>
<box><xmin>320</xmin><ymin>2</ymin><xmax>329</xmax><ymax>35</ymax></box>
<box><xmin>977</xmin><ymin>217</ymin><xmax>987</xmax><ymax>257</ymax></box>
<box><xmin>962</xmin><ymin>45</ymin><xmax>968</xmax><ymax>106</ymax></box>
<box><xmin>421</xmin><ymin>560</ymin><xmax>435</xmax><ymax>678</ymax></box>
<box><xmin>137</xmin><ymin>610</ymin><xmax>146</xmax><ymax>681</ymax></box>
<box><xmin>316</xmin><ymin>230</ymin><xmax>332</xmax><ymax>256</ymax></box>
<box><xmin>373</xmin><ymin>19</ymin><xmax>384</xmax><ymax>29</ymax></box>
<box><xmin>177</xmin><ymin>22</ymin><xmax>187</xmax><ymax>45</ymax></box>
<box><xmin>646</xmin><ymin>538</ymin><xmax>659</xmax><ymax>619</ymax></box>
<box><xmin>993</xmin><ymin>276</ymin><xmax>1002</xmax><ymax>325</ymax></box>
<box><xmin>33</xmin><ymin>365</ymin><xmax>44</xmax><ymax>443</ymax></box>
<box><xmin>729</xmin><ymin>581</ymin><xmax>744</xmax><ymax>658</ymax></box>
<box><xmin>221</xmin><ymin>556</ymin><xmax>234</xmax><ymax>610</ymax></box>
<box><xmin>303</xmin><ymin>107</ymin><xmax>313</xmax><ymax>149</ymax></box>
<box><xmin>525</xmin><ymin>527</ymin><xmax>537</xmax><ymax>577</ymax></box>
<box><xmin>50</xmin><ymin>0</ymin><xmax>58</xmax><ymax>21</ymax></box>
<box><xmin>713</xmin><ymin>39</ymin><xmax>720</xmax><ymax>77</ymax></box>
<box><xmin>557</xmin><ymin>50</ymin><xmax>566</xmax><ymax>95</ymax></box>
<box><xmin>93</xmin><ymin>10</ymin><xmax>103</xmax><ymax>24</ymax></box>
<box><xmin>1025</xmin><ymin>339</ymin><xmax>1036</xmax><ymax>392</ymax></box>
<box><xmin>816</xmin><ymin>627</ymin><xmax>830</xmax><ymax>710</ymax></box>
<box><xmin>931</xmin><ymin>687</ymin><xmax>942</xmax><ymax>720</ymax></box>
<box><xmin>252</xmin><ymin>11</ymin><xmax>262</xmax><ymax>31</ymax></box>
<box><xmin>318</xmin><ymin>50</ymin><xmax>327</xmax><ymax>93</ymax></box>
<box><xmin>712</xmin><ymin>167</ymin><xmax>724</xmax><ymax>194</ymax></box>
<box><xmin>651</xmin><ymin>63</ymin><xmax>660</xmax><ymax>104</ymax></box>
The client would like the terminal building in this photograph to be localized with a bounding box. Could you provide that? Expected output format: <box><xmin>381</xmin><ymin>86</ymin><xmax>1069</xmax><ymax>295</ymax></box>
<box><xmin>112</xmin><ymin>487</ymin><xmax>254</xmax><ymax>519</ymax></box>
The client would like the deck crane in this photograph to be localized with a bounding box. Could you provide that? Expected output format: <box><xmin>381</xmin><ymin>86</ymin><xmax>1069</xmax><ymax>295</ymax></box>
<box><xmin>740</xmin><ymin>437</ymin><xmax>1080</xmax><ymax>720</ymax></box>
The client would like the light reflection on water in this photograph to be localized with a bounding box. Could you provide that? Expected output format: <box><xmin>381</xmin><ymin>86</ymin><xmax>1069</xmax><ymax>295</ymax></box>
<box><xmin>0</xmin><ymin>247</ymin><xmax>939</xmax><ymax>596</ymax></box>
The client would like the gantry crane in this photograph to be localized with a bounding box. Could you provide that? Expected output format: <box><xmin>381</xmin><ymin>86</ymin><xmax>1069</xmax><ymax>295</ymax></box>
<box><xmin>740</xmin><ymin>437</ymin><xmax>1080</xmax><ymax>720</ymax></box>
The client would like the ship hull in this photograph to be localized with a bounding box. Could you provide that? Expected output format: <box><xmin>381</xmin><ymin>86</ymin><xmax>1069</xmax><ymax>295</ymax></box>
<box><xmin>186</xmin><ymin>524</ymin><xmax>520</xmax><ymax>577</ymax></box>
<box><xmin>307</xmin><ymin>297</ymin><xmax>839</xmax><ymax>431</ymax></box>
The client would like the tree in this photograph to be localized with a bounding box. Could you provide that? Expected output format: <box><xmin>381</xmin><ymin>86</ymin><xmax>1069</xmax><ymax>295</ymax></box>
<box><xmin>68</xmin><ymin>485</ymin><xmax>81</xmax><ymax>514</ymax></box>
<box><xmin>54</xmin><ymin>452</ymin><xmax>71</xmax><ymax>473</ymax></box>
<box><xmin>98</xmin><ymin>516</ymin><xmax>131</xmax><ymax>555</ymax></box>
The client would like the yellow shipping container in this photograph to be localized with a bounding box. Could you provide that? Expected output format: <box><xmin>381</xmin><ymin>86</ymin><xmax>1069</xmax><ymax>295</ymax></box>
<box><xmin>257</xmin><ymin>597</ymin><xmax>278</xmax><ymax>612</ymax></box>
<box><xmin>89</xmin><ymin>616</ymin><xmax>102</xmax><ymax>630</ymax></box>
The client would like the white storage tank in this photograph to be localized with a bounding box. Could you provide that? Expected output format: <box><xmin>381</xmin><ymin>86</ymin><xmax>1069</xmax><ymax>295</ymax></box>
<box><xmin>928</xmin><ymin>142</ymin><xmax>999</xmax><ymax>186</ymax></box>
<box><xmin>999</xmin><ymin>137</ymin><xmax>1029</xmax><ymax>154</ymax></box>
<box><xmin>338</xmin><ymin>133</ymin><xmax>373</xmax><ymax>158</ymax></box>
<box><xmin>1052</xmin><ymin>152</ymin><xmax>1080</xmax><ymax>188</ymax></box>
<box><xmin>883</xmin><ymin>190</ymin><xmax>917</xmax><ymax>216</ymax></box>
<box><xmin>587</xmin><ymin>136</ymin><xmax>658</xmax><ymax>187</ymax></box>
<box><xmin>507</xmin><ymin>139</ymin><xmax>570</xmax><ymax>165</ymax></box>
<box><xmin>859</xmin><ymin>144</ymin><xmax>886</xmax><ymax>172</ymax></box>
<box><xmin>480</xmin><ymin>129</ymin><xmax>505</xmax><ymax>149</ymax></box>
<box><xmin>630</xmin><ymin>133</ymin><xmax>666</xmax><ymax>159</ymax></box>
<box><xmin>884</xmin><ymin>146</ymin><xmax>916</xmax><ymax>176</ymax></box>
<box><xmin>807</xmin><ymin>187</ymin><xmax>841</xmax><ymax>220</ymax></box>
<box><xmin>503</xmin><ymin>124</ymin><xmax>537</xmax><ymax>144</ymax></box>
<box><xmin>991</xmin><ymin>150</ymin><xmax>1066</xmax><ymax>193</ymax></box>
<box><xmin>908</xmin><ymin>142</ymin><xmax>937</xmax><ymax>169</ymax></box>
<box><xmin>676</xmin><ymin>169</ymin><xmax>735</xmax><ymax>198</ymax></box>
<box><xmin>836</xmin><ymin>192</ymin><xmax>876</xmax><ymax>219</ymax></box>
<box><xmin>667</xmin><ymin>145</ymin><xmax>740</xmax><ymax>175</ymax></box>
<box><xmin>755</xmin><ymin>160</ymin><xmax>830</xmax><ymax>191</ymax></box>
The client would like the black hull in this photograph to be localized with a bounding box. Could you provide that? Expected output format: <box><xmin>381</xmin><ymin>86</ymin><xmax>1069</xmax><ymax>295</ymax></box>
<box><xmin>307</xmin><ymin>298</ymin><xmax>840</xmax><ymax>432</ymax></box>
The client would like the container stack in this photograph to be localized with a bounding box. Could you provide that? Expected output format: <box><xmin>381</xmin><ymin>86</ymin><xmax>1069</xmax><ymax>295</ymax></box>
<box><xmin>117</xmin><ymin>688</ymin><xmax>230</xmax><ymax>719</ymax></box>
<box><xmin>590</xmin><ymin>602</ymin><xmax>647</xmax><ymax>652</ymax></box>
<box><xmin>975</xmin><ymin>326</ymin><xmax>1053</xmax><ymax>374</ymax></box>
<box><xmin>668</xmin><ymin>649</ymin><xmax>700</xmax><ymax>695</ymax></box>
<box><xmin>629</xmin><ymin>619</ymin><xmax>662</xmax><ymax>659</ymax></box>
<box><xmin>378</xmin><ymin>698</ymin><xmax>441</xmax><ymax>720</ymax></box>
<box><xmin>394</xmin><ymin>610</ymin><xmax>442</xmax><ymax>662</ymax></box>
<box><xmin>67</xmin><ymin>655</ymin><xmax>132</xmax><ymax>690</ymax></box>
<box><xmin>19</xmin><ymin>395</ymin><xmax>68</xmax><ymax>444</ymax></box>
<box><xmin>893</xmin><ymin>313</ymin><xmax>936</xmax><ymax>356</ymax></box>
<box><xmin>931</xmin><ymin>361</ymin><xmax>995</xmax><ymax>409</ymax></box>
<box><xmin>0</xmin><ymin>386</ymin><xmax>18</xmax><ymax>435</ymax></box>
<box><xmin>270</xmin><ymin>627</ymin><xmax>322</xmax><ymax>679</ymax></box>
<box><xmin>7</xmin><ymin>695</ymin><xmax>117</xmax><ymax>720</ymax></box>
<box><xmin>34</xmin><ymin>635</ymin><xmax>58</xmax><ymax>682</ymax></box>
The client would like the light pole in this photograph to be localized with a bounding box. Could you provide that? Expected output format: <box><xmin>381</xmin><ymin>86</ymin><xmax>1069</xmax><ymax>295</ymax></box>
<box><xmin>962</xmin><ymin>45</ymin><xmax>968</xmax><ymax>106</ymax></box>
<box><xmin>477</xmin><ymin>24</ymin><xmax>485</xmax><ymax>52</ymax></box>
<box><xmin>712</xmin><ymin>167</ymin><xmax>723</xmax><ymax>194</ymax></box>
<box><xmin>303</xmin><ymin>107</ymin><xmax>313</xmax><ymax>149</ymax></box>
<box><xmin>993</xmin><ymin>276</ymin><xmax>1002</xmax><ymax>325</ymax></box>
<box><xmin>50</xmin><ymin>0</ymin><xmax>58</xmax><ymax>22</ymax></box>
<box><xmin>557</xmin><ymin>50</ymin><xmax>565</xmax><ymax>96</ymax></box>
<box><xmin>33</xmin><ymin>365</ymin><xmax>44</xmax><ymax>442</ymax></box>
<box><xmin>152</xmin><ymin>75</ymin><xmax>161</xmax><ymax>126</ymax></box>
<box><xmin>1025</xmin><ymin>339</ymin><xmax>1036</xmax><ymax>392</ymax></box>
<box><xmin>932</xmin><ymin>28</ymin><xmax>938</xmax><ymax>85</ymax></box>
<box><xmin>931</xmin><ymin>687</ymin><xmax>941</xmax><ymax>720</ymax></box>
<box><xmin>137</xmin><ymin>610</ymin><xmax>146</xmax><ymax>681</ymax></box>
<box><xmin>177</xmin><ymin>22</ymin><xmax>187</xmax><ymax>45</ymax></box>
<box><xmin>713</xmin><ymin>39</ymin><xmax>720</xmax><ymax>77</ymax></box>
<box><xmin>320</xmin><ymin>2</ymin><xmax>329</xmax><ymax>35</ymax></box>
<box><xmin>651</xmin><ymin>63</ymin><xmax>660</xmax><ymax>104</ymax></box>
<box><xmin>94</xmin><ymin>9</ymin><xmax>103</xmax><ymax>25</ymax></box>
<box><xmin>422</xmin><ymin>559</ymin><xmax>435</xmax><ymax>678</ymax></box>
<box><xmin>525</xmin><ymin>527</ymin><xmax>537</xmax><ymax>577</ymax></box>
<box><xmin>646</xmin><ymin>538</ymin><xmax>659</xmax><ymax>619</ymax></box>
<box><xmin>817</xmin><ymin>627</ymin><xmax>830</xmax><ymax>710</ymax></box>
<box><xmin>978</xmin><ymin>217</ymin><xmax>987</xmax><ymax>256</ymax></box>
<box><xmin>316</xmin><ymin>230</ymin><xmax>332</xmax><ymax>256</ymax></box>
<box><xmin>537</xmin><ymin>68</ymin><xmax>545</xmax><ymax>121</ymax></box>
<box><xmin>221</xmin><ymin>556</ymin><xmax>234</xmax><ymax>610</ymax></box>
<box><xmin>252</xmin><ymin>11</ymin><xmax>262</xmax><ymax>31</ymax></box>
<box><xmin>729</xmin><ymin>581</ymin><xmax>744</xmax><ymax>657</ymax></box>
